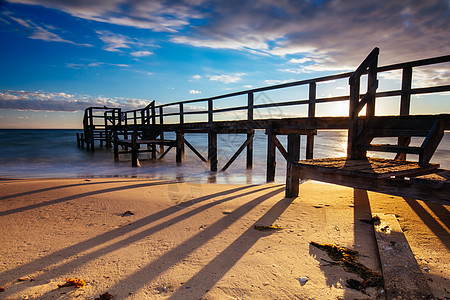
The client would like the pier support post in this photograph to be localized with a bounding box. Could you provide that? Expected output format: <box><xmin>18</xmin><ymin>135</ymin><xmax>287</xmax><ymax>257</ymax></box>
<box><xmin>80</xmin><ymin>133</ymin><xmax>85</xmax><ymax>150</ymax></box>
<box><xmin>286</xmin><ymin>133</ymin><xmax>300</xmax><ymax>198</ymax></box>
<box><xmin>131</xmin><ymin>132</ymin><xmax>139</xmax><ymax>167</ymax></box>
<box><xmin>208</xmin><ymin>131</ymin><xmax>218</xmax><ymax>172</ymax></box>
<box><xmin>246</xmin><ymin>130</ymin><xmax>254</xmax><ymax>169</ymax></box>
<box><xmin>266</xmin><ymin>126</ymin><xmax>276</xmax><ymax>182</ymax></box>
<box><xmin>306</xmin><ymin>133</ymin><xmax>314</xmax><ymax>159</ymax></box>
<box><xmin>176</xmin><ymin>131</ymin><xmax>185</xmax><ymax>164</ymax></box>
<box><xmin>113</xmin><ymin>132</ymin><xmax>119</xmax><ymax>162</ymax></box>
<box><xmin>76</xmin><ymin>133</ymin><xmax>81</xmax><ymax>148</ymax></box>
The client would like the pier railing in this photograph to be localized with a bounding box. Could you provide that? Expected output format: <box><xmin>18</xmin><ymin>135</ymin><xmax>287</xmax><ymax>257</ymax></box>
<box><xmin>80</xmin><ymin>49</ymin><xmax>450</xmax><ymax>176</ymax></box>
<box><xmin>148</xmin><ymin>52</ymin><xmax>449</xmax><ymax>128</ymax></box>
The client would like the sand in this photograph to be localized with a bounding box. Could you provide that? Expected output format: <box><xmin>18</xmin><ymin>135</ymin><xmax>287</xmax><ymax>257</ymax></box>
<box><xmin>0</xmin><ymin>178</ymin><xmax>448</xmax><ymax>299</ymax></box>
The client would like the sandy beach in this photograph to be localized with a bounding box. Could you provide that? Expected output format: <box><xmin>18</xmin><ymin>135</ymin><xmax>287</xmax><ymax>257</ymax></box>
<box><xmin>0</xmin><ymin>178</ymin><xmax>448</xmax><ymax>299</ymax></box>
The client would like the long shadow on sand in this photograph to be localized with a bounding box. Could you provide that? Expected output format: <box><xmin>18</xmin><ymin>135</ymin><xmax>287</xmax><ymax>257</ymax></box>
<box><xmin>167</xmin><ymin>194</ymin><xmax>293</xmax><ymax>299</ymax></box>
<box><xmin>0</xmin><ymin>179</ymin><xmax>171</xmax><ymax>216</ymax></box>
<box><xmin>404</xmin><ymin>198</ymin><xmax>450</xmax><ymax>251</ymax></box>
<box><xmin>0</xmin><ymin>184</ymin><xmax>278</xmax><ymax>297</ymax></box>
<box><xmin>77</xmin><ymin>186</ymin><xmax>285</xmax><ymax>299</ymax></box>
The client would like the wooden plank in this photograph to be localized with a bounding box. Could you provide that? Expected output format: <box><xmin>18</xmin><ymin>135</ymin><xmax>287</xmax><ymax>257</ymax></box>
<box><xmin>296</xmin><ymin>158</ymin><xmax>439</xmax><ymax>178</ymax></box>
<box><xmin>372</xmin><ymin>213</ymin><xmax>433</xmax><ymax>299</ymax></box>
<box><xmin>297</xmin><ymin>166</ymin><xmax>450</xmax><ymax>204</ymax></box>
<box><xmin>364</xmin><ymin>144</ymin><xmax>421</xmax><ymax>154</ymax></box>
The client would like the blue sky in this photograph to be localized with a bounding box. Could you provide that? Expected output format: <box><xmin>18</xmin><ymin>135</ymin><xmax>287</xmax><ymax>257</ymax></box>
<box><xmin>0</xmin><ymin>0</ymin><xmax>449</xmax><ymax>128</ymax></box>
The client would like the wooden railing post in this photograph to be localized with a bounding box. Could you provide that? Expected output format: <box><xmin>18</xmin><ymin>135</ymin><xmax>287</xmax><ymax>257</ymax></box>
<box><xmin>306</xmin><ymin>82</ymin><xmax>316</xmax><ymax>159</ymax></box>
<box><xmin>179</xmin><ymin>103</ymin><xmax>184</xmax><ymax>125</ymax></box>
<box><xmin>347</xmin><ymin>47</ymin><xmax>379</xmax><ymax>160</ymax></box>
<box><xmin>395</xmin><ymin>66</ymin><xmax>413</xmax><ymax>161</ymax></box>
<box><xmin>176</xmin><ymin>130</ymin><xmax>184</xmax><ymax>164</ymax></box>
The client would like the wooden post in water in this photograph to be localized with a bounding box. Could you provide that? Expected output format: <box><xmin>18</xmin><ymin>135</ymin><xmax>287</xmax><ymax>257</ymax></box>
<box><xmin>247</xmin><ymin>92</ymin><xmax>254</xmax><ymax>169</ymax></box>
<box><xmin>76</xmin><ymin>133</ymin><xmax>81</xmax><ymax>148</ymax></box>
<box><xmin>131</xmin><ymin>131</ymin><xmax>139</xmax><ymax>167</ymax></box>
<box><xmin>208</xmin><ymin>98</ymin><xmax>218</xmax><ymax>172</ymax></box>
<box><xmin>80</xmin><ymin>133</ymin><xmax>85</xmax><ymax>149</ymax></box>
<box><xmin>176</xmin><ymin>130</ymin><xmax>185</xmax><ymax>164</ymax></box>
<box><xmin>286</xmin><ymin>133</ymin><xmax>301</xmax><ymax>197</ymax></box>
<box><xmin>89</xmin><ymin>107</ymin><xmax>95</xmax><ymax>152</ymax></box>
<box><xmin>266</xmin><ymin>125</ymin><xmax>276</xmax><ymax>182</ymax></box>
<box><xmin>159</xmin><ymin>106</ymin><xmax>165</xmax><ymax>153</ymax></box>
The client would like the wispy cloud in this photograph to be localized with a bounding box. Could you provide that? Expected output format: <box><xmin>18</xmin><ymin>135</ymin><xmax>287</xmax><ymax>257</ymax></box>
<box><xmin>189</xmin><ymin>89</ymin><xmax>201</xmax><ymax>94</ymax></box>
<box><xmin>208</xmin><ymin>73</ymin><xmax>246</xmax><ymax>84</ymax></box>
<box><xmin>6</xmin><ymin>14</ymin><xmax>91</xmax><ymax>46</ymax></box>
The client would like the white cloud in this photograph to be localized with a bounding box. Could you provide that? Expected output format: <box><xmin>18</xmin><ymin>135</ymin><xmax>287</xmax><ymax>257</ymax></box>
<box><xmin>0</xmin><ymin>90</ymin><xmax>153</xmax><ymax>112</ymax></box>
<box><xmin>96</xmin><ymin>30</ymin><xmax>131</xmax><ymax>52</ymax></box>
<box><xmin>131</xmin><ymin>50</ymin><xmax>153</xmax><ymax>57</ymax></box>
<box><xmin>192</xmin><ymin>75</ymin><xmax>202</xmax><ymax>79</ymax></box>
<box><xmin>208</xmin><ymin>73</ymin><xmax>246</xmax><ymax>84</ymax></box>
<box><xmin>189</xmin><ymin>89</ymin><xmax>201</xmax><ymax>94</ymax></box>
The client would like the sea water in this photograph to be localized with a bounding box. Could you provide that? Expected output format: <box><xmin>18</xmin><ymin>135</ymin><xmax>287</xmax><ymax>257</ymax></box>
<box><xmin>0</xmin><ymin>129</ymin><xmax>449</xmax><ymax>184</ymax></box>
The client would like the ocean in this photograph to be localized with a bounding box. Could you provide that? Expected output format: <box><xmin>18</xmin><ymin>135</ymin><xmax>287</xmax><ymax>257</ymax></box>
<box><xmin>0</xmin><ymin>129</ymin><xmax>449</xmax><ymax>184</ymax></box>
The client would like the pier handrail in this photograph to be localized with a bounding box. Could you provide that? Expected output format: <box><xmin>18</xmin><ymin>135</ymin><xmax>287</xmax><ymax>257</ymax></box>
<box><xmin>83</xmin><ymin>50</ymin><xmax>450</xmax><ymax>130</ymax></box>
<box><xmin>146</xmin><ymin>51</ymin><xmax>450</xmax><ymax>126</ymax></box>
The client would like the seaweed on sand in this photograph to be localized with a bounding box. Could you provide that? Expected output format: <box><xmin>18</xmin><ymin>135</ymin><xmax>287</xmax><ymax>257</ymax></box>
<box><xmin>310</xmin><ymin>241</ymin><xmax>383</xmax><ymax>293</ymax></box>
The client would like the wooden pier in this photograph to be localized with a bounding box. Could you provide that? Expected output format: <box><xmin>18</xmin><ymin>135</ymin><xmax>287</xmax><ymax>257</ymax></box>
<box><xmin>78</xmin><ymin>48</ymin><xmax>450</xmax><ymax>203</ymax></box>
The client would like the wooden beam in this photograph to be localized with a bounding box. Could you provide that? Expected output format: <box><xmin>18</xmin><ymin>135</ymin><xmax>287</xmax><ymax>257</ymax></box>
<box><xmin>184</xmin><ymin>137</ymin><xmax>207</xmax><ymax>162</ymax></box>
<box><xmin>273</xmin><ymin>136</ymin><xmax>288</xmax><ymax>160</ymax></box>
<box><xmin>221</xmin><ymin>133</ymin><xmax>254</xmax><ymax>172</ymax></box>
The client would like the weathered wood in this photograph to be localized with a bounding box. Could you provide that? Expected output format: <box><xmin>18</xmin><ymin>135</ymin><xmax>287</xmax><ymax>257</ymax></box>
<box><xmin>306</xmin><ymin>133</ymin><xmax>314</xmax><ymax>159</ymax></box>
<box><xmin>266</xmin><ymin>127</ymin><xmax>276</xmax><ymax>182</ymax></box>
<box><xmin>208</xmin><ymin>131</ymin><xmax>217</xmax><ymax>172</ymax></box>
<box><xmin>420</xmin><ymin>119</ymin><xmax>444</xmax><ymax>165</ymax></box>
<box><xmin>286</xmin><ymin>133</ymin><xmax>300</xmax><ymax>197</ymax></box>
<box><xmin>158</xmin><ymin>146</ymin><xmax>173</xmax><ymax>160</ymax></box>
<box><xmin>273</xmin><ymin>136</ymin><xmax>288</xmax><ymax>160</ymax></box>
<box><xmin>76</xmin><ymin>133</ymin><xmax>81</xmax><ymax>148</ymax></box>
<box><xmin>246</xmin><ymin>131</ymin><xmax>254</xmax><ymax>169</ymax></box>
<box><xmin>184</xmin><ymin>137</ymin><xmax>207</xmax><ymax>162</ymax></box>
<box><xmin>221</xmin><ymin>133</ymin><xmax>254</xmax><ymax>172</ymax></box>
<box><xmin>176</xmin><ymin>131</ymin><xmax>184</xmax><ymax>164</ymax></box>
<box><xmin>131</xmin><ymin>131</ymin><xmax>139</xmax><ymax>167</ymax></box>
<box><xmin>373</xmin><ymin>213</ymin><xmax>433</xmax><ymax>299</ymax></box>
<box><xmin>297</xmin><ymin>157</ymin><xmax>439</xmax><ymax>179</ymax></box>
<box><xmin>296</xmin><ymin>165</ymin><xmax>449</xmax><ymax>205</ymax></box>
<box><xmin>364</xmin><ymin>144</ymin><xmax>421</xmax><ymax>154</ymax></box>
<box><xmin>308</xmin><ymin>82</ymin><xmax>316</xmax><ymax>118</ymax></box>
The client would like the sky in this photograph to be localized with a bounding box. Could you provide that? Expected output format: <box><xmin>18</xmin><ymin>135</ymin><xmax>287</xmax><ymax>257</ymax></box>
<box><xmin>0</xmin><ymin>0</ymin><xmax>449</xmax><ymax>128</ymax></box>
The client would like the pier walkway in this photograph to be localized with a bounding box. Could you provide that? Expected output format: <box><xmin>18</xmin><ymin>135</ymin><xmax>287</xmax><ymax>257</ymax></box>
<box><xmin>78</xmin><ymin>48</ymin><xmax>450</xmax><ymax>204</ymax></box>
